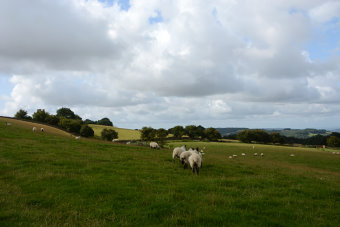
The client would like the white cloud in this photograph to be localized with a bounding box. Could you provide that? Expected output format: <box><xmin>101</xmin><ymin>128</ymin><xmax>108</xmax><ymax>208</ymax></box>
<box><xmin>0</xmin><ymin>0</ymin><xmax>340</xmax><ymax>129</ymax></box>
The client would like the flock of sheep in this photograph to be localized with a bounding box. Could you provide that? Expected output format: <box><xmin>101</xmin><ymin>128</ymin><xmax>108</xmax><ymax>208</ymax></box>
<box><xmin>32</xmin><ymin>127</ymin><xmax>44</xmax><ymax>132</ymax></box>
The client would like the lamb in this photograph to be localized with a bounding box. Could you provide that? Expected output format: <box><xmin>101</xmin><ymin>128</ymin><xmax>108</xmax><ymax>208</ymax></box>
<box><xmin>32</xmin><ymin>127</ymin><xmax>37</xmax><ymax>132</ymax></box>
<box><xmin>188</xmin><ymin>152</ymin><xmax>202</xmax><ymax>175</ymax></box>
<box><xmin>41</xmin><ymin>128</ymin><xmax>44</xmax><ymax>132</ymax></box>
<box><xmin>150</xmin><ymin>142</ymin><xmax>160</xmax><ymax>149</ymax></box>
<box><xmin>172</xmin><ymin>145</ymin><xmax>186</xmax><ymax>163</ymax></box>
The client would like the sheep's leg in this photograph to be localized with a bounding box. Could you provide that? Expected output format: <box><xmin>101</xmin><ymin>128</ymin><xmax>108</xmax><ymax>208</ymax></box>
<box><xmin>192</xmin><ymin>167</ymin><xmax>195</xmax><ymax>174</ymax></box>
<box><xmin>184</xmin><ymin>163</ymin><xmax>188</xmax><ymax>169</ymax></box>
<box><xmin>196</xmin><ymin>166</ymin><xmax>199</xmax><ymax>175</ymax></box>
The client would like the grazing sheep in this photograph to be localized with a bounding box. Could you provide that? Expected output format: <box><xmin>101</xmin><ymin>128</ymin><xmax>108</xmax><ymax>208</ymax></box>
<box><xmin>180</xmin><ymin>150</ymin><xmax>195</xmax><ymax>169</ymax></box>
<box><xmin>32</xmin><ymin>127</ymin><xmax>37</xmax><ymax>132</ymax></box>
<box><xmin>112</xmin><ymin>139</ymin><xmax>119</xmax><ymax>143</ymax></box>
<box><xmin>233</xmin><ymin>154</ymin><xmax>237</xmax><ymax>157</ymax></box>
<box><xmin>229</xmin><ymin>156</ymin><xmax>233</xmax><ymax>159</ymax></box>
<box><xmin>254</xmin><ymin>153</ymin><xmax>258</xmax><ymax>156</ymax></box>
<box><xmin>188</xmin><ymin>152</ymin><xmax>202</xmax><ymax>175</ymax></box>
<box><xmin>290</xmin><ymin>154</ymin><xmax>295</xmax><ymax>157</ymax></box>
<box><xmin>260</xmin><ymin>153</ymin><xmax>264</xmax><ymax>157</ymax></box>
<box><xmin>41</xmin><ymin>128</ymin><xmax>44</xmax><ymax>132</ymax></box>
<box><xmin>75</xmin><ymin>136</ymin><xmax>80</xmax><ymax>140</ymax></box>
<box><xmin>172</xmin><ymin>145</ymin><xmax>186</xmax><ymax>163</ymax></box>
<box><xmin>150</xmin><ymin>142</ymin><xmax>160</xmax><ymax>149</ymax></box>
<box><xmin>241</xmin><ymin>153</ymin><xmax>246</xmax><ymax>156</ymax></box>
<box><xmin>126</xmin><ymin>141</ymin><xmax>131</xmax><ymax>145</ymax></box>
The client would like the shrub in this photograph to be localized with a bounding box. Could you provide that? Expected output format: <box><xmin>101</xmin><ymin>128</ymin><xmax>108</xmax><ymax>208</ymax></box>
<box><xmin>80</xmin><ymin>125</ymin><xmax>94</xmax><ymax>137</ymax></box>
<box><xmin>58</xmin><ymin>118</ymin><xmax>82</xmax><ymax>133</ymax></box>
<box><xmin>101</xmin><ymin>128</ymin><xmax>118</xmax><ymax>141</ymax></box>
<box><xmin>140</xmin><ymin>127</ymin><xmax>156</xmax><ymax>141</ymax></box>
<box><xmin>32</xmin><ymin>109</ymin><xmax>50</xmax><ymax>122</ymax></box>
<box><xmin>97</xmin><ymin>118</ymin><xmax>113</xmax><ymax>126</ymax></box>
<box><xmin>14</xmin><ymin>109</ymin><xmax>32</xmax><ymax>120</ymax></box>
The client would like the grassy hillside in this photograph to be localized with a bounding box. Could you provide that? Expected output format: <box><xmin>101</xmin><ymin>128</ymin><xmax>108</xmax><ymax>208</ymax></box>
<box><xmin>1</xmin><ymin>118</ymin><xmax>339</xmax><ymax>226</ymax></box>
<box><xmin>89</xmin><ymin>124</ymin><xmax>141</xmax><ymax>140</ymax></box>
<box><xmin>0</xmin><ymin>116</ymin><xmax>72</xmax><ymax>137</ymax></box>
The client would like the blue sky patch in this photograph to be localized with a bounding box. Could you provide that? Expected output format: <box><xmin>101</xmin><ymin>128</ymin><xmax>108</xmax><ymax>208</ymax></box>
<box><xmin>98</xmin><ymin>0</ymin><xmax>130</xmax><ymax>11</ymax></box>
<box><xmin>149</xmin><ymin>10</ymin><xmax>163</xmax><ymax>24</ymax></box>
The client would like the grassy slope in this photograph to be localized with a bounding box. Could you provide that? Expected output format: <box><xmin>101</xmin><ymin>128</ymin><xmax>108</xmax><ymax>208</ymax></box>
<box><xmin>0</xmin><ymin>117</ymin><xmax>72</xmax><ymax>137</ymax></box>
<box><xmin>89</xmin><ymin>124</ymin><xmax>141</xmax><ymax>140</ymax></box>
<box><xmin>0</xmin><ymin>119</ymin><xmax>339</xmax><ymax>226</ymax></box>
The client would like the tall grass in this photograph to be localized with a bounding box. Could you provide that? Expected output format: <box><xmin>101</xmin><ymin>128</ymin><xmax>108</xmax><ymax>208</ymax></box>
<box><xmin>0</xmin><ymin>119</ymin><xmax>339</xmax><ymax>226</ymax></box>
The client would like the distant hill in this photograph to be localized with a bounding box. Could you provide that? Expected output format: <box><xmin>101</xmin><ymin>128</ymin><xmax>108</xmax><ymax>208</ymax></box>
<box><xmin>216</xmin><ymin>127</ymin><xmax>332</xmax><ymax>139</ymax></box>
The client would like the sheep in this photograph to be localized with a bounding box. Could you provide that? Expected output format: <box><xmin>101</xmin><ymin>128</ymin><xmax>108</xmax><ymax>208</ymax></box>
<box><xmin>180</xmin><ymin>149</ymin><xmax>195</xmax><ymax>169</ymax></box>
<box><xmin>41</xmin><ymin>128</ymin><xmax>44</xmax><ymax>132</ymax></box>
<box><xmin>260</xmin><ymin>153</ymin><xmax>264</xmax><ymax>157</ymax></box>
<box><xmin>172</xmin><ymin>145</ymin><xmax>186</xmax><ymax>163</ymax></box>
<box><xmin>229</xmin><ymin>156</ymin><xmax>233</xmax><ymax>159</ymax></box>
<box><xmin>290</xmin><ymin>154</ymin><xmax>295</xmax><ymax>157</ymax></box>
<box><xmin>126</xmin><ymin>141</ymin><xmax>131</xmax><ymax>145</ymax></box>
<box><xmin>75</xmin><ymin>136</ymin><xmax>80</xmax><ymax>140</ymax></box>
<box><xmin>32</xmin><ymin>127</ymin><xmax>37</xmax><ymax>132</ymax></box>
<box><xmin>254</xmin><ymin>153</ymin><xmax>258</xmax><ymax>156</ymax></box>
<box><xmin>233</xmin><ymin>154</ymin><xmax>237</xmax><ymax>157</ymax></box>
<box><xmin>188</xmin><ymin>152</ymin><xmax>202</xmax><ymax>175</ymax></box>
<box><xmin>241</xmin><ymin>153</ymin><xmax>246</xmax><ymax>156</ymax></box>
<box><xmin>150</xmin><ymin>142</ymin><xmax>160</xmax><ymax>149</ymax></box>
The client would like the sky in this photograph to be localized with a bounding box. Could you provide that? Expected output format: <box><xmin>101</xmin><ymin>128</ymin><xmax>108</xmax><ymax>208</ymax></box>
<box><xmin>0</xmin><ymin>0</ymin><xmax>340</xmax><ymax>129</ymax></box>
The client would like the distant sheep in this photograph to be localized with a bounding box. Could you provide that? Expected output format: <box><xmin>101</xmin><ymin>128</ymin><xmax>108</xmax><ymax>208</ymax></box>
<box><xmin>229</xmin><ymin>156</ymin><xmax>233</xmax><ymax>159</ymax></box>
<box><xmin>172</xmin><ymin>145</ymin><xmax>186</xmax><ymax>163</ymax></box>
<box><xmin>112</xmin><ymin>139</ymin><xmax>119</xmax><ymax>143</ymax></box>
<box><xmin>290</xmin><ymin>154</ymin><xmax>295</xmax><ymax>157</ymax></box>
<box><xmin>32</xmin><ymin>127</ymin><xmax>37</xmax><ymax>132</ymax></box>
<box><xmin>260</xmin><ymin>153</ymin><xmax>264</xmax><ymax>157</ymax></box>
<box><xmin>233</xmin><ymin>154</ymin><xmax>237</xmax><ymax>157</ymax></box>
<box><xmin>150</xmin><ymin>142</ymin><xmax>160</xmax><ymax>149</ymax></box>
<box><xmin>241</xmin><ymin>153</ymin><xmax>246</xmax><ymax>156</ymax></box>
<box><xmin>75</xmin><ymin>136</ymin><xmax>80</xmax><ymax>140</ymax></box>
<box><xmin>188</xmin><ymin>152</ymin><xmax>202</xmax><ymax>175</ymax></box>
<box><xmin>41</xmin><ymin>128</ymin><xmax>44</xmax><ymax>132</ymax></box>
<box><xmin>254</xmin><ymin>153</ymin><xmax>258</xmax><ymax>156</ymax></box>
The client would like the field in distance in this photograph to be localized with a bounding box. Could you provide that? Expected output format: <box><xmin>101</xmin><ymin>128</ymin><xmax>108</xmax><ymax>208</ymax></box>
<box><xmin>89</xmin><ymin>124</ymin><xmax>141</xmax><ymax>140</ymax></box>
<box><xmin>1</xmin><ymin>118</ymin><xmax>339</xmax><ymax>226</ymax></box>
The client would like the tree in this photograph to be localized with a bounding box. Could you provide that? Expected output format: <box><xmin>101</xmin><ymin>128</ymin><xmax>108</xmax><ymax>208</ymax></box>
<box><xmin>45</xmin><ymin>115</ymin><xmax>59</xmax><ymax>126</ymax></box>
<box><xmin>204</xmin><ymin>128</ymin><xmax>222</xmax><ymax>141</ymax></box>
<box><xmin>305</xmin><ymin>134</ymin><xmax>327</xmax><ymax>146</ymax></box>
<box><xmin>185</xmin><ymin>125</ymin><xmax>198</xmax><ymax>139</ymax></box>
<box><xmin>14</xmin><ymin>109</ymin><xmax>31</xmax><ymax>120</ymax></box>
<box><xmin>32</xmin><ymin>109</ymin><xmax>50</xmax><ymax>122</ymax></box>
<box><xmin>56</xmin><ymin>107</ymin><xmax>76</xmax><ymax>119</ymax></box>
<box><xmin>101</xmin><ymin>128</ymin><xmax>118</xmax><ymax>141</ymax></box>
<box><xmin>140</xmin><ymin>127</ymin><xmax>156</xmax><ymax>141</ymax></box>
<box><xmin>84</xmin><ymin>119</ymin><xmax>96</xmax><ymax>124</ymax></box>
<box><xmin>237</xmin><ymin>129</ymin><xmax>271</xmax><ymax>144</ymax></box>
<box><xmin>169</xmin><ymin>125</ymin><xmax>185</xmax><ymax>138</ymax></box>
<box><xmin>156</xmin><ymin>128</ymin><xmax>168</xmax><ymax>147</ymax></box>
<box><xmin>327</xmin><ymin>136</ymin><xmax>340</xmax><ymax>147</ymax></box>
<box><xmin>58</xmin><ymin>117</ymin><xmax>82</xmax><ymax>133</ymax></box>
<box><xmin>97</xmin><ymin>117</ymin><xmax>113</xmax><ymax>126</ymax></box>
<box><xmin>80</xmin><ymin>125</ymin><xmax>94</xmax><ymax>137</ymax></box>
<box><xmin>271</xmin><ymin>132</ymin><xmax>285</xmax><ymax>144</ymax></box>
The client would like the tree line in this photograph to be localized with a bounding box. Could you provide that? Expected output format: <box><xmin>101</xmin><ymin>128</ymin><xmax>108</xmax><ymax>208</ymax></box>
<box><xmin>232</xmin><ymin>129</ymin><xmax>340</xmax><ymax>147</ymax></box>
<box><xmin>14</xmin><ymin>108</ymin><xmax>117</xmax><ymax>140</ymax></box>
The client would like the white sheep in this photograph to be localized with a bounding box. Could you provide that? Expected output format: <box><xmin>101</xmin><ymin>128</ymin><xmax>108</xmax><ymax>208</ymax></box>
<box><xmin>75</xmin><ymin>136</ymin><xmax>80</xmax><ymax>140</ymax></box>
<box><xmin>150</xmin><ymin>142</ymin><xmax>160</xmax><ymax>149</ymax></box>
<box><xmin>188</xmin><ymin>152</ymin><xmax>202</xmax><ymax>175</ymax></box>
<box><xmin>233</xmin><ymin>154</ymin><xmax>237</xmax><ymax>157</ymax></box>
<box><xmin>172</xmin><ymin>145</ymin><xmax>186</xmax><ymax>163</ymax></box>
<box><xmin>32</xmin><ymin>127</ymin><xmax>37</xmax><ymax>132</ymax></box>
<box><xmin>260</xmin><ymin>153</ymin><xmax>264</xmax><ymax>156</ymax></box>
<box><xmin>241</xmin><ymin>153</ymin><xmax>246</xmax><ymax>156</ymax></box>
<box><xmin>180</xmin><ymin>147</ymin><xmax>201</xmax><ymax>169</ymax></box>
<box><xmin>254</xmin><ymin>153</ymin><xmax>258</xmax><ymax>156</ymax></box>
<box><xmin>112</xmin><ymin>139</ymin><xmax>119</xmax><ymax>143</ymax></box>
<box><xmin>290</xmin><ymin>154</ymin><xmax>295</xmax><ymax>157</ymax></box>
<box><xmin>41</xmin><ymin>128</ymin><xmax>44</xmax><ymax>132</ymax></box>
<box><xmin>229</xmin><ymin>156</ymin><xmax>233</xmax><ymax>159</ymax></box>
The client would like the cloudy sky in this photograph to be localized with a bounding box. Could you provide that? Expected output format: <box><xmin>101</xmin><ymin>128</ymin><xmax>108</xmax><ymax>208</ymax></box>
<box><xmin>0</xmin><ymin>0</ymin><xmax>340</xmax><ymax>129</ymax></box>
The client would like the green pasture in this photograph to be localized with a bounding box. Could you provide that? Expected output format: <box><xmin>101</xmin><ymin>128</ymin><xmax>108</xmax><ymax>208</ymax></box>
<box><xmin>0</xmin><ymin>118</ymin><xmax>339</xmax><ymax>226</ymax></box>
<box><xmin>89</xmin><ymin>124</ymin><xmax>141</xmax><ymax>140</ymax></box>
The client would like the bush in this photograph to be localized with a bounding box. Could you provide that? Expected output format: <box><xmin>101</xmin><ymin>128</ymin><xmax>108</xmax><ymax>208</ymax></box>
<box><xmin>45</xmin><ymin>115</ymin><xmax>59</xmax><ymax>126</ymax></box>
<box><xmin>80</xmin><ymin>125</ymin><xmax>94</xmax><ymax>137</ymax></box>
<box><xmin>14</xmin><ymin>109</ymin><xmax>32</xmax><ymax>120</ymax></box>
<box><xmin>204</xmin><ymin>128</ymin><xmax>222</xmax><ymax>141</ymax></box>
<box><xmin>140</xmin><ymin>127</ymin><xmax>156</xmax><ymax>141</ymax></box>
<box><xmin>58</xmin><ymin>118</ymin><xmax>82</xmax><ymax>133</ymax></box>
<box><xmin>101</xmin><ymin>128</ymin><xmax>118</xmax><ymax>141</ymax></box>
<box><xmin>97</xmin><ymin>118</ymin><xmax>113</xmax><ymax>126</ymax></box>
<box><xmin>32</xmin><ymin>109</ymin><xmax>50</xmax><ymax>122</ymax></box>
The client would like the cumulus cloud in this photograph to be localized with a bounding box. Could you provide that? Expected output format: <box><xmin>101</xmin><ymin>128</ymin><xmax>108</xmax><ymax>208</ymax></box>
<box><xmin>0</xmin><ymin>0</ymin><xmax>340</xmax><ymax>129</ymax></box>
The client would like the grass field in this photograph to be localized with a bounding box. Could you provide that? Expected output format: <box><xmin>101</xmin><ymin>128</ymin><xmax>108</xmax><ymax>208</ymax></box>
<box><xmin>89</xmin><ymin>124</ymin><xmax>141</xmax><ymax>140</ymax></box>
<box><xmin>0</xmin><ymin>118</ymin><xmax>339</xmax><ymax>226</ymax></box>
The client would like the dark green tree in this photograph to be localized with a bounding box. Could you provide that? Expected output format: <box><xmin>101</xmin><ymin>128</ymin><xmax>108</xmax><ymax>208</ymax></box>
<box><xmin>140</xmin><ymin>127</ymin><xmax>156</xmax><ymax>141</ymax></box>
<box><xmin>155</xmin><ymin>128</ymin><xmax>168</xmax><ymax>147</ymax></box>
<box><xmin>56</xmin><ymin>107</ymin><xmax>76</xmax><ymax>119</ymax></box>
<box><xmin>80</xmin><ymin>125</ymin><xmax>94</xmax><ymax>137</ymax></box>
<box><xmin>327</xmin><ymin>136</ymin><xmax>340</xmax><ymax>147</ymax></box>
<box><xmin>32</xmin><ymin>109</ymin><xmax>50</xmax><ymax>122</ymax></box>
<box><xmin>45</xmin><ymin>115</ymin><xmax>59</xmax><ymax>126</ymax></box>
<box><xmin>97</xmin><ymin>117</ymin><xmax>113</xmax><ymax>126</ymax></box>
<box><xmin>271</xmin><ymin>132</ymin><xmax>285</xmax><ymax>144</ymax></box>
<box><xmin>204</xmin><ymin>128</ymin><xmax>222</xmax><ymax>141</ymax></box>
<box><xmin>101</xmin><ymin>128</ymin><xmax>118</xmax><ymax>141</ymax></box>
<box><xmin>58</xmin><ymin>117</ymin><xmax>82</xmax><ymax>133</ymax></box>
<box><xmin>14</xmin><ymin>109</ymin><xmax>32</xmax><ymax>120</ymax></box>
<box><xmin>169</xmin><ymin>125</ymin><xmax>185</xmax><ymax>138</ymax></box>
